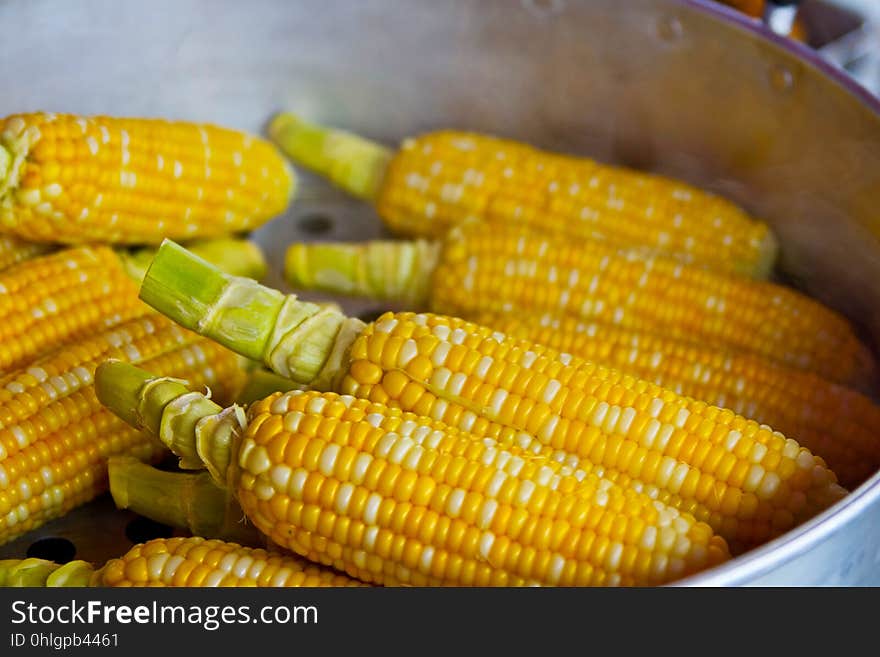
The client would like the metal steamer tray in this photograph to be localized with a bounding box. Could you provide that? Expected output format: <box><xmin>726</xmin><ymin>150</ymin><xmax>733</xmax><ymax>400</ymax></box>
<box><xmin>1</xmin><ymin>0</ymin><xmax>879</xmax><ymax>586</ymax></box>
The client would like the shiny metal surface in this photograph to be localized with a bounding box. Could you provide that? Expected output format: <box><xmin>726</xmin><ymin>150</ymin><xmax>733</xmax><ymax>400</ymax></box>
<box><xmin>1</xmin><ymin>0</ymin><xmax>879</xmax><ymax>584</ymax></box>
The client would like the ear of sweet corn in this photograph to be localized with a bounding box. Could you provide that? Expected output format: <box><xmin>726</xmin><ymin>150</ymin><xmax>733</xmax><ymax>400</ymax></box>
<box><xmin>270</xmin><ymin>113</ymin><xmax>776</xmax><ymax>278</ymax></box>
<box><xmin>97</xmin><ymin>365</ymin><xmax>729</xmax><ymax>586</ymax></box>
<box><xmin>136</xmin><ymin>243</ymin><xmax>848</xmax><ymax>552</ymax></box>
<box><xmin>0</xmin><ymin>112</ymin><xmax>295</xmax><ymax>244</ymax></box>
<box><xmin>0</xmin><ymin>312</ymin><xmax>246</xmax><ymax>545</ymax></box>
<box><xmin>0</xmin><ymin>238</ymin><xmax>266</xmax><ymax>375</ymax></box>
<box><xmin>0</xmin><ymin>246</ymin><xmax>145</xmax><ymax>373</ymax></box>
<box><xmin>282</xmin><ymin>222</ymin><xmax>872</xmax><ymax>387</ymax></box>
<box><xmin>428</xmin><ymin>222</ymin><xmax>871</xmax><ymax>386</ymax></box>
<box><xmin>0</xmin><ymin>537</ymin><xmax>363</xmax><ymax>587</ymax></box>
<box><xmin>470</xmin><ymin>311</ymin><xmax>880</xmax><ymax>489</ymax></box>
<box><xmin>340</xmin><ymin>312</ymin><xmax>847</xmax><ymax>552</ymax></box>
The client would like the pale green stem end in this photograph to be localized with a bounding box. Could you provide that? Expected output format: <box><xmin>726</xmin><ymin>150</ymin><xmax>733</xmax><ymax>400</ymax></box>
<box><xmin>0</xmin><ymin>559</ymin><xmax>96</xmax><ymax>587</ymax></box>
<box><xmin>108</xmin><ymin>457</ymin><xmax>261</xmax><ymax>546</ymax></box>
<box><xmin>140</xmin><ymin>241</ymin><xmax>365</xmax><ymax>389</ymax></box>
<box><xmin>0</xmin><ymin>558</ymin><xmax>61</xmax><ymax>586</ymax></box>
<box><xmin>46</xmin><ymin>561</ymin><xmax>95</xmax><ymax>587</ymax></box>
<box><xmin>285</xmin><ymin>239</ymin><xmax>439</xmax><ymax>308</ymax></box>
<box><xmin>0</xmin><ymin>145</ymin><xmax>10</xmax><ymax>192</ymax></box>
<box><xmin>96</xmin><ymin>361</ymin><xmax>243</xmax><ymax>486</ymax></box>
<box><xmin>269</xmin><ymin>112</ymin><xmax>392</xmax><ymax>201</ymax></box>
<box><xmin>94</xmin><ymin>360</ymin><xmax>161</xmax><ymax>431</ymax></box>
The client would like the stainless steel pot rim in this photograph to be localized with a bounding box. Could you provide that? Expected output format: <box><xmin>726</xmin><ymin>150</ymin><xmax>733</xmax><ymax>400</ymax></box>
<box><xmin>669</xmin><ymin>0</ymin><xmax>880</xmax><ymax>586</ymax></box>
<box><xmin>687</xmin><ymin>0</ymin><xmax>880</xmax><ymax>114</ymax></box>
<box><xmin>3</xmin><ymin>0</ymin><xmax>879</xmax><ymax>585</ymax></box>
<box><xmin>678</xmin><ymin>467</ymin><xmax>880</xmax><ymax>585</ymax></box>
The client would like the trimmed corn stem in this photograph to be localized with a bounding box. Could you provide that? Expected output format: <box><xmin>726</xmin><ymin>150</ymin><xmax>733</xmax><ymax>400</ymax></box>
<box><xmin>107</xmin><ymin>456</ymin><xmax>261</xmax><ymax>546</ymax></box>
<box><xmin>285</xmin><ymin>239</ymin><xmax>438</xmax><ymax>307</ymax></box>
<box><xmin>142</xmin><ymin>240</ymin><xmax>362</xmax><ymax>386</ymax></box>
<box><xmin>269</xmin><ymin>113</ymin><xmax>391</xmax><ymax>201</ymax></box>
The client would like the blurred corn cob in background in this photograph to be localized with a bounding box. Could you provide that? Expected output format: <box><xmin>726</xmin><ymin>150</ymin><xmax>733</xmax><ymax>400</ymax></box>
<box><xmin>283</xmin><ymin>221</ymin><xmax>873</xmax><ymax>387</ymax></box>
<box><xmin>0</xmin><ymin>235</ymin><xmax>53</xmax><ymax>272</ymax></box>
<box><xmin>0</xmin><ymin>312</ymin><xmax>246</xmax><ymax>545</ymax></box>
<box><xmin>469</xmin><ymin>311</ymin><xmax>880</xmax><ymax>488</ymax></box>
<box><xmin>270</xmin><ymin>113</ymin><xmax>776</xmax><ymax>278</ymax></box>
<box><xmin>0</xmin><ymin>246</ymin><xmax>144</xmax><ymax>373</ymax></box>
<box><xmin>0</xmin><ymin>238</ymin><xmax>265</xmax><ymax>374</ymax></box>
<box><xmin>0</xmin><ymin>536</ymin><xmax>362</xmax><ymax>587</ymax></box>
<box><xmin>134</xmin><ymin>243</ymin><xmax>847</xmax><ymax>552</ymax></box>
<box><xmin>0</xmin><ymin>112</ymin><xmax>295</xmax><ymax>244</ymax></box>
<box><xmin>98</xmin><ymin>368</ymin><xmax>730</xmax><ymax>586</ymax></box>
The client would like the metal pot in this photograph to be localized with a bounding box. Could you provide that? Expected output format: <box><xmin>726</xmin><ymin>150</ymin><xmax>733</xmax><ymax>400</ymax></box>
<box><xmin>2</xmin><ymin>0</ymin><xmax>878</xmax><ymax>585</ymax></box>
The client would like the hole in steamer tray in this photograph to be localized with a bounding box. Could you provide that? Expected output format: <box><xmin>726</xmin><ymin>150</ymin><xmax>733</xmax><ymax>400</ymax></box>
<box><xmin>26</xmin><ymin>537</ymin><xmax>76</xmax><ymax>564</ymax></box>
<box><xmin>298</xmin><ymin>213</ymin><xmax>334</xmax><ymax>235</ymax></box>
<box><xmin>125</xmin><ymin>516</ymin><xmax>175</xmax><ymax>544</ymax></box>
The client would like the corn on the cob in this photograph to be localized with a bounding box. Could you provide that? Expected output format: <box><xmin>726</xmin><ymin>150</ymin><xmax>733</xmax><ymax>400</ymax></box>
<box><xmin>469</xmin><ymin>311</ymin><xmax>880</xmax><ymax>488</ymax></box>
<box><xmin>0</xmin><ymin>112</ymin><xmax>295</xmax><ymax>244</ymax></box>
<box><xmin>283</xmin><ymin>222</ymin><xmax>872</xmax><ymax>386</ymax></box>
<box><xmin>0</xmin><ymin>238</ymin><xmax>265</xmax><ymax>374</ymax></box>
<box><xmin>0</xmin><ymin>246</ymin><xmax>144</xmax><ymax>373</ymax></box>
<box><xmin>108</xmin><ymin>456</ymin><xmax>262</xmax><ymax>547</ymax></box>
<box><xmin>136</xmin><ymin>243</ymin><xmax>848</xmax><ymax>551</ymax></box>
<box><xmin>0</xmin><ymin>235</ymin><xmax>53</xmax><ymax>272</ymax></box>
<box><xmin>98</xmin><ymin>366</ymin><xmax>729</xmax><ymax>586</ymax></box>
<box><xmin>270</xmin><ymin>113</ymin><xmax>777</xmax><ymax>278</ymax></box>
<box><xmin>0</xmin><ymin>312</ymin><xmax>246</xmax><ymax>545</ymax></box>
<box><xmin>0</xmin><ymin>537</ymin><xmax>362</xmax><ymax>587</ymax></box>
